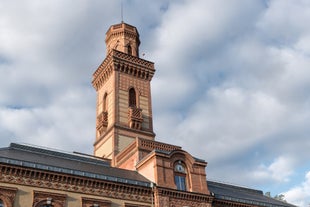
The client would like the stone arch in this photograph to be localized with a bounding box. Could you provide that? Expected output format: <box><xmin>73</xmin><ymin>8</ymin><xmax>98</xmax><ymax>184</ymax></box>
<box><xmin>33</xmin><ymin>191</ymin><xmax>66</xmax><ymax>207</ymax></box>
<box><xmin>34</xmin><ymin>199</ymin><xmax>63</xmax><ymax>207</ymax></box>
<box><xmin>0</xmin><ymin>197</ymin><xmax>11</xmax><ymax>207</ymax></box>
<box><xmin>169</xmin><ymin>150</ymin><xmax>197</xmax><ymax>191</ymax></box>
<box><xmin>0</xmin><ymin>186</ymin><xmax>17</xmax><ymax>207</ymax></box>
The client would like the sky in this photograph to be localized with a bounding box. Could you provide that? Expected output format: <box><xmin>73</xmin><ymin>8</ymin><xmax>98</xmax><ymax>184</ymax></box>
<box><xmin>0</xmin><ymin>0</ymin><xmax>310</xmax><ymax>206</ymax></box>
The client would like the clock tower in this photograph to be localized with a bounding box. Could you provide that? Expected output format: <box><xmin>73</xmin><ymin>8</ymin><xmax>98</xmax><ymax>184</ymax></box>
<box><xmin>92</xmin><ymin>22</ymin><xmax>155</xmax><ymax>166</ymax></box>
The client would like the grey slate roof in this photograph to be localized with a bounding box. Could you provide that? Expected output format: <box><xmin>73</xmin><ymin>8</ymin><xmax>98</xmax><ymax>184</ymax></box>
<box><xmin>0</xmin><ymin>143</ymin><xmax>297</xmax><ymax>207</ymax></box>
<box><xmin>0</xmin><ymin>143</ymin><xmax>151</xmax><ymax>187</ymax></box>
<box><xmin>208</xmin><ymin>181</ymin><xmax>296</xmax><ymax>207</ymax></box>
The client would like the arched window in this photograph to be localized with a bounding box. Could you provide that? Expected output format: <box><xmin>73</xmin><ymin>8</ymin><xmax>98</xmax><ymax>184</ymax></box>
<box><xmin>128</xmin><ymin>88</ymin><xmax>136</xmax><ymax>107</ymax></box>
<box><xmin>103</xmin><ymin>93</ymin><xmax>108</xmax><ymax>112</ymax></box>
<box><xmin>127</xmin><ymin>44</ymin><xmax>132</xmax><ymax>55</ymax></box>
<box><xmin>174</xmin><ymin>161</ymin><xmax>187</xmax><ymax>191</ymax></box>
<box><xmin>0</xmin><ymin>199</ymin><xmax>4</xmax><ymax>207</ymax></box>
<box><xmin>40</xmin><ymin>198</ymin><xmax>53</xmax><ymax>207</ymax></box>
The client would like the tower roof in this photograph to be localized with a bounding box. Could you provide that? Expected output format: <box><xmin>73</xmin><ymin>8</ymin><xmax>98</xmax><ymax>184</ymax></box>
<box><xmin>106</xmin><ymin>22</ymin><xmax>140</xmax><ymax>42</ymax></box>
<box><xmin>105</xmin><ymin>22</ymin><xmax>141</xmax><ymax>57</ymax></box>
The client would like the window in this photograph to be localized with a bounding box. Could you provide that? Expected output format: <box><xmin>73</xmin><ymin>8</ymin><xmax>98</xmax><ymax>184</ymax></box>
<box><xmin>129</xmin><ymin>88</ymin><xmax>136</xmax><ymax>107</ymax></box>
<box><xmin>40</xmin><ymin>198</ymin><xmax>53</xmax><ymax>207</ymax></box>
<box><xmin>127</xmin><ymin>44</ymin><xmax>132</xmax><ymax>55</ymax></box>
<box><xmin>82</xmin><ymin>197</ymin><xmax>111</xmax><ymax>207</ymax></box>
<box><xmin>0</xmin><ymin>199</ymin><xmax>4</xmax><ymax>207</ymax></box>
<box><xmin>33</xmin><ymin>191</ymin><xmax>66</xmax><ymax>207</ymax></box>
<box><xmin>174</xmin><ymin>161</ymin><xmax>187</xmax><ymax>191</ymax></box>
<box><xmin>103</xmin><ymin>93</ymin><xmax>108</xmax><ymax>112</ymax></box>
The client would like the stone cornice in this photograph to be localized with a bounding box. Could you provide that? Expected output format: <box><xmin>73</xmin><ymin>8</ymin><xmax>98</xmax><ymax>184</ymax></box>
<box><xmin>94</xmin><ymin>124</ymin><xmax>156</xmax><ymax>147</ymax></box>
<box><xmin>213</xmin><ymin>199</ymin><xmax>255</xmax><ymax>207</ymax></box>
<box><xmin>138</xmin><ymin>138</ymin><xmax>182</xmax><ymax>152</ymax></box>
<box><xmin>92</xmin><ymin>52</ymin><xmax>114</xmax><ymax>91</ymax></box>
<box><xmin>0</xmin><ymin>163</ymin><xmax>152</xmax><ymax>203</ymax></box>
<box><xmin>92</xmin><ymin>50</ymin><xmax>155</xmax><ymax>91</ymax></box>
<box><xmin>155</xmin><ymin>187</ymin><xmax>213</xmax><ymax>203</ymax></box>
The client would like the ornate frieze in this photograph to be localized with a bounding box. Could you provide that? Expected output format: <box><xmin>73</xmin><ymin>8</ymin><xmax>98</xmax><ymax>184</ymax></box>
<box><xmin>128</xmin><ymin>106</ymin><xmax>143</xmax><ymax>130</ymax></box>
<box><xmin>0</xmin><ymin>164</ymin><xmax>152</xmax><ymax>204</ymax></box>
<box><xmin>92</xmin><ymin>50</ymin><xmax>155</xmax><ymax>90</ymax></box>
<box><xmin>138</xmin><ymin>138</ymin><xmax>182</xmax><ymax>152</ymax></box>
<box><xmin>97</xmin><ymin>111</ymin><xmax>108</xmax><ymax>135</ymax></box>
<box><xmin>155</xmin><ymin>187</ymin><xmax>213</xmax><ymax>206</ymax></box>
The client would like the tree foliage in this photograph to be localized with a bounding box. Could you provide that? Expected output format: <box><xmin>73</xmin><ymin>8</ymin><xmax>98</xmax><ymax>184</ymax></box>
<box><xmin>265</xmin><ymin>192</ymin><xmax>287</xmax><ymax>202</ymax></box>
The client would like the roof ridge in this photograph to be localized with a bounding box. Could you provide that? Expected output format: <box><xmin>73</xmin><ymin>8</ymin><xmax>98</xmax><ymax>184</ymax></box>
<box><xmin>9</xmin><ymin>143</ymin><xmax>110</xmax><ymax>167</ymax></box>
<box><xmin>208</xmin><ymin>180</ymin><xmax>263</xmax><ymax>195</ymax></box>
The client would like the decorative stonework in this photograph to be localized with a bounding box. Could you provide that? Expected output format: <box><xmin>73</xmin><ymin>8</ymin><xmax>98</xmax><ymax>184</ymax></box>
<box><xmin>82</xmin><ymin>197</ymin><xmax>111</xmax><ymax>207</ymax></box>
<box><xmin>213</xmin><ymin>199</ymin><xmax>255</xmax><ymax>207</ymax></box>
<box><xmin>92</xmin><ymin>53</ymin><xmax>114</xmax><ymax>91</ymax></box>
<box><xmin>128</xmin><ymin>106</ymin><xmax>143</xmax><ymax>130</ymax></box>
<box><xmin>92</xmin><ymin>50</ymin><xmax>155</xmax><ymax>91</ymax></box>
<box><xmin>105</xmin><ymin>23</ymin><xmax>140</xmax><ymax>57</ymax></box>
<box><xmin>138</xmin><ymin>138</ymin><xmax>182</xmax><ymax>152</ymax></box>
<box><xmin>97</xmin><ymin>111</ymin><xmax>108</xmax><ymax>135</ymax></box>
<box><xmin>155</xmin><ymin>187</ymin><xmax>213</xmax><ymax>207</ymax></box>
<box><xmin>33</xmin><ymin>190</ymin><xmax>66</xmax><ymax>207</ymax></box>
<box><xmin>0</xmin><ymin>186</ymin><xmax>17</xmax><ymax>207</ymax></box>
<box><xmin>124</xmin><ymin>202</ymin><xmax>150</xmax><ymax>207</ymax></box>
<box><xmin>0</xmin><ymin>164</ymin><xmax>152</xmax><ymax>204</ymax></box>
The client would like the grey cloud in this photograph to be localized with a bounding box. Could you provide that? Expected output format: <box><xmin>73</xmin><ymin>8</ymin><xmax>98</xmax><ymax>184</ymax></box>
<box><xmin>1</xmin><ymin>0</ymin><xmax>310</xmax><ymax>206</ymax></box>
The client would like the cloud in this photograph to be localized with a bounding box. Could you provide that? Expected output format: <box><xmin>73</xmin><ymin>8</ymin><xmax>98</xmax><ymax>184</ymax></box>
<box><xmin>257</xmin><ymin>0</ymin><xmax>310</xmax><ymax>45</ymax></box>
<box><xmin>151</xmin><ymin>0</ymin><xmax>310</xmax><ymax>192</ymax></box>
<box><xmin>174</xmin><ymin>87</ymin><xmax>287</xmax><ymax>160</ymax></box>
<box><xmin>252</xmin><ymin>156</ymin><xmax>296</xmax><ymax>183</ymax></box>
<box><xmin>284</xmin><ymin>171</ymin><xmax>310</xmax><ymax>207</ymax></box>
<box><xmin>0</xmin><ymin>86</ymin><xmax>95</xmax><ymax>152</ymax></box>
<box><xmin>1</xmin><ymin>0</ymin><xmax>310</xmax><ymax>205</ymax></box>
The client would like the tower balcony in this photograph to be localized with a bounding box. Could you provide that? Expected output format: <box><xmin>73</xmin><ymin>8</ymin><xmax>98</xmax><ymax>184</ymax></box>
<box><xmin>128</xmin><ymin>106</ymin><xmax>143</xmax><ymax>130</ymax></box>
<box><xmin>96</xmin><ymin>111</ymin><xmax>108</xmax><ymax>135</ymax></box>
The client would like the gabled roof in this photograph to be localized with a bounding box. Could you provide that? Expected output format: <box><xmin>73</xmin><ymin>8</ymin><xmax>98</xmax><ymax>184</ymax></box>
<box><xmin>208</xmin><ymin>181</ymin><xmax>296</xmax><ymax>207</ymax></box>
<box><xmin>0</xmin><ymin>143</ymin><xmax>151</xmax><ymax>187</ymax></box>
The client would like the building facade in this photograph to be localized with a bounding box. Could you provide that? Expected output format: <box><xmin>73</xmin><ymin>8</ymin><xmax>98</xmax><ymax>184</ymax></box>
<box><xmin>0</xmin><ymin>22</ymin><xmax>296</xmax><ymax>207</ymax></box>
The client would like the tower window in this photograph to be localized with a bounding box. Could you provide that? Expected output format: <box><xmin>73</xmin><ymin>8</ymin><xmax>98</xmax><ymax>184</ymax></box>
<box><xmin>129</xmin><ymin>88</ymin><xmax>136</xmax><ymax>107</ymax></box>
<box><xmin>0</xmin><ymin>199</ymin><xmax>4</xmax><ymax>207</ymax></box>
<box><xmin>127</xmin><ymin>45</ymin><xmax>132</xmax><ymax>55</ymax></box>
<box><xmin>103</xmin><ymin>93</ymin><xmax>108</xmax><ymax>112</ymax></box>
<box><xmin>174</xmin><ymin>161</ymin><xmax>187</xmax><ymax>191</ymax></box>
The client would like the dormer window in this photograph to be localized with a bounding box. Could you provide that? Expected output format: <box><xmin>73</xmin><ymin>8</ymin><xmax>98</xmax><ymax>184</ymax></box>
<box><xmin>174</xmin><ymin>161</ymin><xmax>187</xmax><ymax>191</ymax></box>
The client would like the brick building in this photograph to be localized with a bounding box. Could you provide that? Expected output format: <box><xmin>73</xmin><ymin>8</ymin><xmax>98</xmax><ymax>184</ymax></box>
<box><xmin>0</xmin><ymin>22</ymin><xmax>296</xmax><ymax>207</ymax></box>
